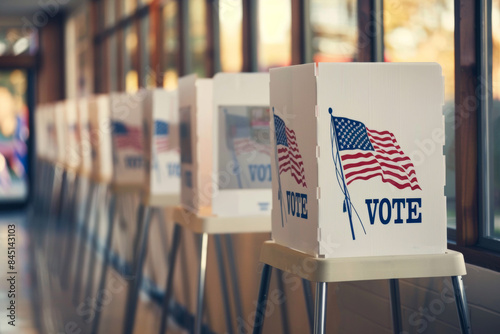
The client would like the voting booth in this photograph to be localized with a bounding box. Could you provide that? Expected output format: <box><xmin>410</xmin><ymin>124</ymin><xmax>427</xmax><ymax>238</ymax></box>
<box><xmin>179</xmin><ymin>73</ymin><xmax>272</xmax><ymax>216</ymax></box>
<box><xmin>179</xmin><ymin>75</ymin><xmax>213</xmax><ymax>215</ymax></box>
<box><xmin>270</xmin><ymin>63</ymin><xmax>446</xmax><ymax>258</ymax></box>
<box><xmin>54</xmin><ymin>101</ymin><xmax>67</xmax><ymax>167</ymax></box>
<box><xmin>88</xmin><ymin>95</ymin><xmax>113</xmax><ymax>183</ymax></box>
<box><xmin>35</xmin><ymin>104</ymin><xmax>48</xmax><ymax>161</ymax></box>
<box><xmin>109</xmin><ymin>92</ymin><xmax>145</xmax><ymax>188</ymax></box>
<box><xmin>77</xmin><ymin>98</ymin><xmax>92</xmax><ymax>177</ymax></box>
<box><xmin>142</xmin><ymin>88</ymin><xmax>180</xmax><ymax>205</ymax></box>
<box><xmin>212</xmin><ymin>73</ymin><xmax>272</xmax><ymax>216</ymax></box>
<box><xmin>64</xmin><ymin>99</ymin><xmax>81</xmax><ymax>172</ymax></box>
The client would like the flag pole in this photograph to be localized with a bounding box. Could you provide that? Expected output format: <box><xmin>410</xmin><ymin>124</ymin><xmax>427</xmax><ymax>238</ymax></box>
<box><xmin>272</xmin><ymin>108</ymin><xmax>286</xmax><ymax>227</ymax></box>
<box><xmin>329</xmin><ymin>108</ymin><xmax>356</xmax><ymax>240</ymax></box>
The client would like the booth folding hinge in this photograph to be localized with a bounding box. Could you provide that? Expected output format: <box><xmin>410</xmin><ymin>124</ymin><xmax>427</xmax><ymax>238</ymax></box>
<box><xmin>316</xmin><ymin>145</ymin><xmax>320</xmax><ymax>158</ymax></box>
<box><xmin>317</xmin><ymin>227</ymin><xmax>321</xmax><ymax>242</ymax></box>
<box><xmin>316</xmin><ymin>187</ymin><xmax>321</xmax><ymax>199</ymax></box>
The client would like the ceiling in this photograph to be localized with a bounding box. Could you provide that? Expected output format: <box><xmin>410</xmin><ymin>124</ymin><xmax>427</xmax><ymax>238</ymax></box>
<box><xmin>0</xmin><ymin>0</ymin><xmax>79</xmax><ymax>17</ymax></box>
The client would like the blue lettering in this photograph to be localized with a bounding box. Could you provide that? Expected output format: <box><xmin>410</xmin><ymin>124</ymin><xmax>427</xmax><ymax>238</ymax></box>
<box><xmin>392</xmin><ymin>198</ymin><xmax>405</xmax><ymax>224</ymax></box>
<box><xmin>249</xmin><ymin>165</ymin><xmax>258</xmax><ymax>182</ymax></box>
<box><xmin>168</xmin><ymin>163</ymin><xmax>180</xmax><ymax>177</ymax></box>
<box><xmin>125</xmin><ymin>156</ymin><xmax>143</xmax><ymax>168</ymax></box>
<box><xmin>285</xmin><ymin>190</ymin><xmax>308</xmax><ymax>220</ymax></box>
<box><xmin>365</xmin><ymin>199</ymin><xmax>379</xmax><ymax>225</ymax></box>
<box><xmin>249</xmin><ymin>164</ymin><xmax>272</xmax><ymax>182</ymax></box>
<box><xmin>300</xmin><ymin>194</ymin><xmax>308</xmax><ymax>219</ymax></box>
<box><xmin>406</xmin><ymin>198</ymin><xmax>422</xmax><ymax>223</ymax></box>
<box><xmin>379</xmin><ymin>198</ymin><xmax>391</xmax><ymax>225</ymax></box>
<box><xmin>365</xmin><ymin>198</ymin><xmax>422</xmax><ymax>224</ymax></box>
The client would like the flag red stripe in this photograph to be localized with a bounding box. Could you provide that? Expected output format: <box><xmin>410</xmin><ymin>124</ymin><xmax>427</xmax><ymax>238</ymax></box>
<box><xmin>346</xmin><ymin>170</ymin><xmax>421</xmax><ymax>190</ymax></box>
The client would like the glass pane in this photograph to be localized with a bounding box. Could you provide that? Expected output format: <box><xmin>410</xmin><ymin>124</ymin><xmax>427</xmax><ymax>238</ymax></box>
<box><xmin>0</xmin><ymin>70</ymin><xmax>29</xmax><ymax>201</ymax></box>
<box><xmin>489</xmin><ymin>0</ymin><xmax>500</xmax><ymax>239</ymax></box>
<box><xmin>104</xmin><ymin>0</ymin><xmax>116</xmax><ymax>28</ymax></box>
<box><xmin>219</xmin><ymin>0</ymin><xmax>243</xmax><ymax>72</ymax></box>
<box><xmin>163</xmin><ymin>1</ymin><xmax>179</xmax><ymax>89</ymax></box>
<box><xmin>140</xmin><ymin>15</ymin><xmax>155</xmax><ymax>88</ymax></box>
<box><xmin>124</xmin><ymin>25</ymin><xmax>139</xmax><ymax>93</ymax></box>
<box><xmin>0</xmin><ymin>26</ymin><xmax>37</xmax><ymax>56</ymax></box>
<box><xmin>189</xmin><ymin>0</ymin><xmax>207</xmax><ymax>77</ymax></box>
<box><xmin>310</xmin><ymin>0</ymin><xmax>358</xmax><ymax>62</ymax></box>
<box><xmin>123</xmin><ymin>0</ymin><xmax>137</xmax><ymax>18</ymax></box>
<box><xmin>384</xmin><ymin>0</ymin><xmax>456</xmax><ymax>229</ymax></box>
<box><xmin>109</xmin><ymin>35</ymin><xmax>118</xmax><ymax>92</ymax></box>
<box><xmin>257</xmin><ymin>0</ymin><xmax>292</xmax><ymax>71</ymax></box>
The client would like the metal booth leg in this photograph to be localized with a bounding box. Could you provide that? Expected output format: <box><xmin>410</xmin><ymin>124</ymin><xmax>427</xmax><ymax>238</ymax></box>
<box><xmin>61</xmin><ymin>174</ymin><xmax>80</xmax><ymax>289</ymax></box>
<box><xmin>302</xmin><ymin>279</ymin><xmax>315</xmax><ymax>334</ymax></box>
<box><xmin>252</xmin><ymin>264</ymin><xmax>273</xmax><ymax>334</ymax></box>
<box><xmin>451</xmin><ymin>276</ymin><xmax>472</xmax><ymax>334</ymax></box>
<box><xmin>90</xmin><ymin>192</ymin><xmax>117</xmax><ymax>334</ymax></box>
<box><xmin>83</xmin><ymin>184</ymin><xmax>107</xmax><ymax>301</ymax></box>
<box><xmin>122</xmin><ymin>205</ymin><xmax>154</xmax><ymax>334</ymax></box>
<box><xmin>194</xmin><ymin>233</ymin><xmax>209</xmax><ymax>334</ymax></box>
<box><xmin>313</xmin><ymin>282</ymin><xmax>328</xmax><ymax>334</ymax></box>
<box><xmin>276</xmin><ymin>270</ymin><xmax>290</xmax><ymax>334</ymax></box>
<box><xmin>72</xmin><ymin>181</ymin><xmax>97</xmax><ymax>305</ymax></box>
<box><xmin>224</xmin><ymin>235</ymin><xmax>245</xmax><ymax>330</ymax></box>
<box><xmin>389</xmin><ymin>278</ymin><xmax>402</xmax><ymax>334</ymax></box>
<box><xmin>214</xmin><ymin>235</ymin><xmax>234</xmax><ymax>334</ymax></box>
<box><xmin>158</xmin><ymin>223</ymin><xmax>182</xmax><ymax>334</ymax></box>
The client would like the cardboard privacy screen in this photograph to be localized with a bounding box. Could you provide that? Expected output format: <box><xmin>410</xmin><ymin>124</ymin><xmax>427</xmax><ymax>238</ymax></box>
<box><xmin>270</xmin><ymin>63</ymin><xmax>446</xmax><ymax>258</ymax></box>
<box><xmin>64</xmin><ymin>99</ymin><xmax>81</xmax><ymax>171</ymax></box>
<box><xmin>110</xmin><ymin>92</ymin><xmax>145</xmax><ymax>187</ymax></box>
<box><xmin>143</xmin><ymin>89</ymin><xmax>180</xmax><ymax>204</ymax></box>
<box><xmin>88</xmin><ymin>95</ymin><xmax>113</xmax><ymax>183</ymax></box>
<box><xmin>212</xmin><ymin>72</ymin><xmax>272</xmax><ymax>216</ymax></box>
<box><xmin>78</xmin><ymin>98</ymin><xmax>92</xmax><ymax>177</ymax></box>
<box><xmin>179</xmin><ymin>75</ymin><xmax>213</xmax><ymax>215</ymax></box>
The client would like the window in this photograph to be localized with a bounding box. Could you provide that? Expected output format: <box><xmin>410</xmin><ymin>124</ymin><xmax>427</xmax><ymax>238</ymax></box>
<box><xmin>219</xmin><ymin>0</ymin><xmax>243</xmax><ymax>72</ymax></box>
<box><xmin>257</xmin><ymin>0</ymin><xmax>291</xmax><ymax>71</ymax></box>
<box><xmin>188</xmin><ymin>0</ymin><xmax>207</xmax><ymax>77</ymax></box>
<box><xmin>383</xmin><ymin>0</ymin><xmax>456</xmax><ymax>229</ymax></box>
<box><xmin>491</xmin><ymin>0</ymin><xmax>500</xmax><ymax>240</ymax></box>
<box><xmin>140</xmin><ymin>15</ymin><xmax>155</xmax><ymax>88</ymax></box>
<box><xmin>481</xmin><ymin>0</ymin><xmax>500</xmax><ymax>245</ymax></box>
<box><xmin>124</xmin><ymin>25</ymin><xmax>138</xmax><ymax>93</ymax></box>
<box><xmin>163</xmin><ymin>1</ymin><xmax>179</xmax><ymax>89</ymax></box>
<box><xmin>309</xmin><ymin>0</ymin><xmax>358</xmax><ymax>62</ymax></box>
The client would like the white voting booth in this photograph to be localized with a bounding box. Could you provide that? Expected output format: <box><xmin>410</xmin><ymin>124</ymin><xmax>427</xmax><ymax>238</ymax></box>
<box><xmin>64</xmin><ymin>99</ymin><xmax>81</xmax><ymax>172</ymax></box>
<box><xmin>270</xmin><ymin>63</ymin><xmax>446</xmax><ymax>258</ymax></box>
<box><xmin>110</xmin><ymin>92</ymin><xmax>145</xmax><ymax>188</ymax></box>
<box><xmin>142</xmin><ymin>88</ymin><xmax>180</xmax><ymax>205</ymax></box>
<box><xmin>179</xmin><ymin>73</ymin><xmax>272</xmax><ymax>216</ymax></box>
<box><xmin>212</xmin><ymin>73</ymin><xmax>272</xmax><ymax>216</ymax></box>
<box><xmin>54</xmin><ymin>101</ymin><xmax>68</xmax><ymax>168</ymax></box>
<box><xmin>77</xmin><ymin>98</ymin><xmax>92</xmax><ymax>177</ymax></box>
<box><xmin>252</xmin><ymin>63</ymin><xmax>470</xmax><ymax>334</ymax></box>
<box><xmin>88</xmin><ymin>95</ymin><xmax>113</xmax><ymax>183</ymax></box>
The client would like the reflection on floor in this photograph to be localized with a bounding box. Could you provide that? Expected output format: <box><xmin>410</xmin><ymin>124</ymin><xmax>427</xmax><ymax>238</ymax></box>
<box><xmin>0</xmin><ymin>212</ymin><xmax>38</xmax><ymax>334</ymax></box>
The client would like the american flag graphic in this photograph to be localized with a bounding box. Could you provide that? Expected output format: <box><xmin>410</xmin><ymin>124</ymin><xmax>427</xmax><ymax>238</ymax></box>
<box><xmin>112</xmin><ymin>121</ymin><xmax>143</xmax><ymax>151</ymax></box>
<box><xmin>154</xmin><ymin>120</ymin><xmax>169</xmax><ymax>153</ymax></box>
<box><xmin>332</xmin><ymin>116</ymin><xmax>421</xmax><ymax>191</ymax></box>
<box><xmin>274</xmin><ymin>115</ymin><xmax>307</xmax><ymax>187</ymax></box>
<box><xmin>233</xmin><ymin>127</ymin><xmax>270</xmax><ymax>156</ymax></box>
